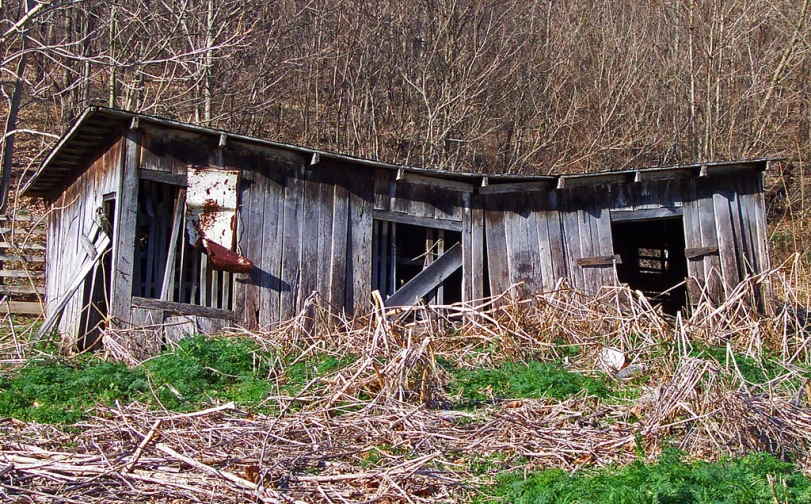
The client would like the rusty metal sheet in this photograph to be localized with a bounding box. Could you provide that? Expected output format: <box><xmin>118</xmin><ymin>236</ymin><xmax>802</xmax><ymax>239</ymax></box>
<box><xmin>185</xmin><ymin>166</ymin><xmax>239</xmax><ymax>247</ymax></box>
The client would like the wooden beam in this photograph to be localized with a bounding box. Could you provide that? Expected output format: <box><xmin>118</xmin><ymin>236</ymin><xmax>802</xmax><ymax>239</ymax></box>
<box><xmin>140</xmin><ymin>169</ymin><xmax>187</xmax><ymax>186</ymax></box>
<box><xmin>0</xmin><ymin>300</ymin><xmax>43</xmax><ymax>315</ymax></box>
<box><xmin>557</xmin><ymin>173</ymin><xmax>629</xmax><ymax>189</ymax></box>
<box><xmin>373</xmin><ymin>209</ymin><xmax>462</xmax><ymax>232</ymax></box>
<box><xmin>384</xmin><ymin>242</ymin><xmax>462</xmax><ymax>307</ymax></box>
<box><xmin>610</xmin><ymin>207</ymin><xmax>683</xmax><ymax>222</ymax></box>
<box><xmin>111</xmin><ymin>130</ymin><xmax>140</xmax><ymax>325</ymax></box>
<box><xmin>685</xmin><ymin>246</ymin><xmax>719</xmax><ymax>260</ymax></box>
<box><xmin>395</xmin><ymin>170</ymin><xmax>474</xmax><ymax>193</ymax></box>
<box><xmin>131</xmin><ymin>296</ymin><xmax>237</xmax><ymax>320</ymax></box>
<box><xmin>478</xmin><ymin>181</ymin><xmax>551</xmax><ymax>195</ymax></box>
<box><xmin>0</xmin><ymin>284</ymin><xmax>43</xmax><ymax>294</ymax></box>
<box><xmin>576</xmin><ymin>254</ymin><xmax>622</xmax><ymax>267</ymax></box>
<box><xmin>634</xmin><ymin>167</ymin><xmax>697</xmax><ymax>181</ymax></box>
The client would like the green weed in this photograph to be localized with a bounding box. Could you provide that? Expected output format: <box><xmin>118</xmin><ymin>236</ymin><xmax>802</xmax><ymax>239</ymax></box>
<box><xmin>445</xmin><ymin>360</ymin><xmax>611</xmax><ymax>402</ymax></box>
<box><xmin>143</xmin><ymin>335</ymin><xmax>274</xmax><ymax>410</ymax></box>
<box><xmin>0</xmin><ymin>356</ymin><xmax>147</xmax><ymax>423</ymax></box>
<box><xmin>483</xmin><ymin>449</ymin><xmax>811</xmax><ymax>504</ymax></box>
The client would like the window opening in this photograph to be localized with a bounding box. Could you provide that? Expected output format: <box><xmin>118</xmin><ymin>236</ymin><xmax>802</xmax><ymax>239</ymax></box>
<box><xmin>611</xmin><ymin>217</ymin><xmax>687</xmax><ymax>314</ymax></box>
<box><xmin>372</xmin><ymin>220</ymin><xmax>462</xmax><ymax>305</ymax></box>
<box><xmin>132</xmin><ymin>179</ymin><xmax>233</xmax><ymax>310</ymax></box>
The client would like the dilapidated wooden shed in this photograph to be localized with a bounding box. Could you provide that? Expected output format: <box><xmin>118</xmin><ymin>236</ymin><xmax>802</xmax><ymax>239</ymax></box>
<box><xmin>22</xmin><ymin>107</ymin><xmax>771</xmax><ymax>349</ymax></box>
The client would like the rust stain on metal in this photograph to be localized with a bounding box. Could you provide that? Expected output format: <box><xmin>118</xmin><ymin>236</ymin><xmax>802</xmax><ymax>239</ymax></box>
<box><xmin>197</xmin><ymin>198</ymin><xmax>222</xmax><ymax>235</ymax></box>
<box><xmin>198</xmin><ymin>237</ymin><xmax>253</xmax><ymax>273</ymax></box>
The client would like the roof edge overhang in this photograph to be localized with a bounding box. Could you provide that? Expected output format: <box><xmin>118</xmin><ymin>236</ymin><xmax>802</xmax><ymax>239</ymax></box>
<box><xmin>21</xmin><ymin>106</ymin><xmax>779</xmax><ymax>199</ymax></box>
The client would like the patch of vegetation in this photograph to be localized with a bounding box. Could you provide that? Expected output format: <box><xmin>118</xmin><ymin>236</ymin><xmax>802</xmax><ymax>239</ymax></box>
<box><xmin>693</xmin><ymin>344</ymin><xmax>785</xmax><ymax>384</ymax></box>
<box><xmin>482</xmin><ymin>450</ymin><xmax>811</xmax><ymax>504</ymax></box>
<box><xmin>281</xmin><ymin>353</ymin><xmax>355</xmax><ymax>396</ymax></box>
<box><xmin>142</xmin><ymin>335</ymin><xmax>274</xmax><ymax>411</ymax></box>
<box><xmin>0</xmin><ymin>335</ymin><xmax>288</xmax><ymax>422</ymax></box>
<box><xmin>444</xmin><ymin>360</ymin><xmax>611</xmax><ymax>402</ymax></box>
<box><xmin>0</xmin><ymin>356</ymin><xmax>148</xmax><ymax>423</ymax></box>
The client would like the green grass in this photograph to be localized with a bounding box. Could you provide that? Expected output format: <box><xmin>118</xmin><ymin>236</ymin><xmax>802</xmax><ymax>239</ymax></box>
<box><xmin>483</xmin><ymin>450</ymin><xmax>811</xmax><ymax>504</ymax></box>
<box><xmin>444</xmin><ymin>360</ymin><xmax>611</xmax><ymax>403</ymax></box>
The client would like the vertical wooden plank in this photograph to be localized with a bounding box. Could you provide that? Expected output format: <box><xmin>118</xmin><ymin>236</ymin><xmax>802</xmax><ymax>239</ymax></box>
<box><xmin>372</xmin><ymin>220</ymin><xmax>379</xmax><ymax>292</ymax></box>
<box><xmin>161</xmin><ymin>188</ymin><xmax>185</xmax><ymax>301</ymax></box>
<box><xmin>111</xmin><ymin>130</ymin><xmax>140</xmax><ymax>326</ymax></box>
<box><xmin>239</xmin><ymin>157</ymin><xmax>264</xmax><ymax>328</ymax></box>
<box><xmin>545</xmin><ymin>190</ymin><xmax>567</xmax><ymax>283</ymax></box>
<box><xmin>330</xmin><ymin>171</ymin><xmax>350</xmax><ymax>310</ymax></box>
<box><xmin>259</xmin><ymin>163</ymin><xmax>285</xmax><ymax>325</ymax></box>
<box><xmin>316</xmin><ymin>170</ymin><xmax>335</xmax><ymax>303</ymax></box>
<box><xmin>435</xmin><ymin>229</ymin><xmax>444</xmax><ymax>303</ymax></box>
<box><xmin>576</xmin><ymin>188</ymin><xmax>599</xmax><ymax>295</ymax></box>
<box><xmin>559</xmin><ymin>189</ymin><xmax>585</xmax><ymax>292</ymax></box>
<box><xmin>484</xmin><ymin>195</ymin><xmax>510</xmax><ymax>299</ymax></box>
<box><xmin>280</xmin><ymin>165</ymin><xmax>305</xmax><ymax>320</ymax></box>
<box><xmin>461</xmin><ymin>192</ymin><xmax>474</xmax><ymax>303</ymax></box>
<box><xmin>299</xmin><ymin>170</ymin><xmax>320</xmax><ymax>310</ymax></box>
<box><xmin>712</xmin><ymin>182</ymin><xmax>740</xmax><ymax>295</ymax></box>
<box><xmin>713</xmin><ymin>179</ymin><xmax>741</xmax><ymax>294</ymax></box>
<box><xmin>374</xmin><ymin>168</ymin><xmax>392</xmax><ymax>211</ymax></box>
<box><xmin>505</xmin><ymin>193</ymin><xmax>541</xmax><ymax>297</ymax></box>
<box><xmin>390</xmin><ymin>222</ymin><xmax>398</xmax><ymax>297</ymax></box>
<box><xmin>469</xmin><ymin>194</ymin><xmax>485</xmax><ymax>301</ymax></box>
<box><xmin>592</xmin><ymin>194</ymin><xmax>615</xmax><ymax>288</ymax></box>
<box><xmin>378</xmin><ymin>219</ymin><xmax>389</xmax><ymax>297</ymax></box>
<box><xmin>735</xmin><ymin>173</ymin><xmax>759</xmax><ymax>277</ymax></box>
<box><xmin>695</xmin><ymin>179</ymin><xmax>723</xmax><ymax>303</ymax></box>
<box><xmin>682</xmin><ymin>179</ymin><xmax>706</xmax><ymax>303</ymax></box>
<box><xmin>345</xmin><ymin>167</ymin><xmax>374</xmax><ymax>314</ymax></box>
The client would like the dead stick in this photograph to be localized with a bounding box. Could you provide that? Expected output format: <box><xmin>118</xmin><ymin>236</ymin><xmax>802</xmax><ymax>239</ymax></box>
<box><xmin>126</xmin><ymin>419</ymin><xmax>161</xmax><ymax>472</ymax></box>
<box><xmin>156</xmin><ymin>443</ymin><xmax>295</xmax><ymax>504</ymax></box>
<box><xmin>157</xmin><ymin>401</ymin><xmax>236</xmax><ymax>420</ymax></box>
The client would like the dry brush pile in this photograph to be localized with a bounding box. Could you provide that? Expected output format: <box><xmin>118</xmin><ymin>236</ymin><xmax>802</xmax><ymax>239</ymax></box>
<box><xmin>2</xmin><ymin>259</ymin><xmax>811</xmax><ymax>502</ymax></box>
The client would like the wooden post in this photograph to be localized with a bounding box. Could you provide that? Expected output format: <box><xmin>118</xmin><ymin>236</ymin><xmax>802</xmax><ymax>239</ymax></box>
<box><xmin>110</xmin><ymin>129</ymin><xmax>140</xmax><ymax>326</ymax></box>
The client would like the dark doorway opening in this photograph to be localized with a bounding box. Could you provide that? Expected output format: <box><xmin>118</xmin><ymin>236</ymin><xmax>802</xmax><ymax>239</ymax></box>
<box><xmin>78</xmin><ymin>197</ymin><xmax>115</xmax><ymax>351</ymax></box>
<box><xmin>612</xmin><ymin>217</ymin><xmax>688</xmax><ymax>314</ymax></box>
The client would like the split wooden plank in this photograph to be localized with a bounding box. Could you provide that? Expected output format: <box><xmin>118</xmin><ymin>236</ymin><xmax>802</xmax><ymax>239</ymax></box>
<box><xmin>682</xmin><ymin>179</ymin><xmax>705</xmax><ymax>302</ymax></box>
<box><xmin>384</xmin><ymin>243</ymin><xmax>462</xmax><ymax>307</ymax></box>
<box><xmin>559</xmin><ymin>189</ymin><xmax>585</xmax><ymax>292</ymax></box>
<box><xmin>696</xmin><ymin>179</ymin><xmax>723</xmax><ymax>303</ymax></box>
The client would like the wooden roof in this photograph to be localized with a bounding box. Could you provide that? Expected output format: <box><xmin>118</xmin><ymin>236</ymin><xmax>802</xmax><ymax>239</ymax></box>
<box><xmin>22</xmin><ymin>106</ymin><xmax>772</xmax><ymax>198</ymax></box>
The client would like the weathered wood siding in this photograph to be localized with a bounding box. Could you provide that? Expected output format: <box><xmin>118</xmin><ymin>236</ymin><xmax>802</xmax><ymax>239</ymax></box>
<box><xmin>133</xmin><ymin>126</ymin><xmax>377</xmax><ymax>329</ymax></box>
<box><xmin>234</xmin><ymin>158</ymin><xmax>374</xmax><ymax>328</ymax></box>
<box><xmin>46</xmin><ymin>138</ymin><xmax>122</xmax><ymax>341</ymax></box>
<box><xmin>682</xmin><ymin>171</ymin><xmax>769</xmax><ymax>305</ymax></box>
<box><xmin>484</xmin><ymin>185</ymin><xmax>613</xmax><ymax>298</ymax></box>
<box><xmin>482</xmin><ymin>172</ymin><xmax>769</xmax><ymax>305</ymax></box>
